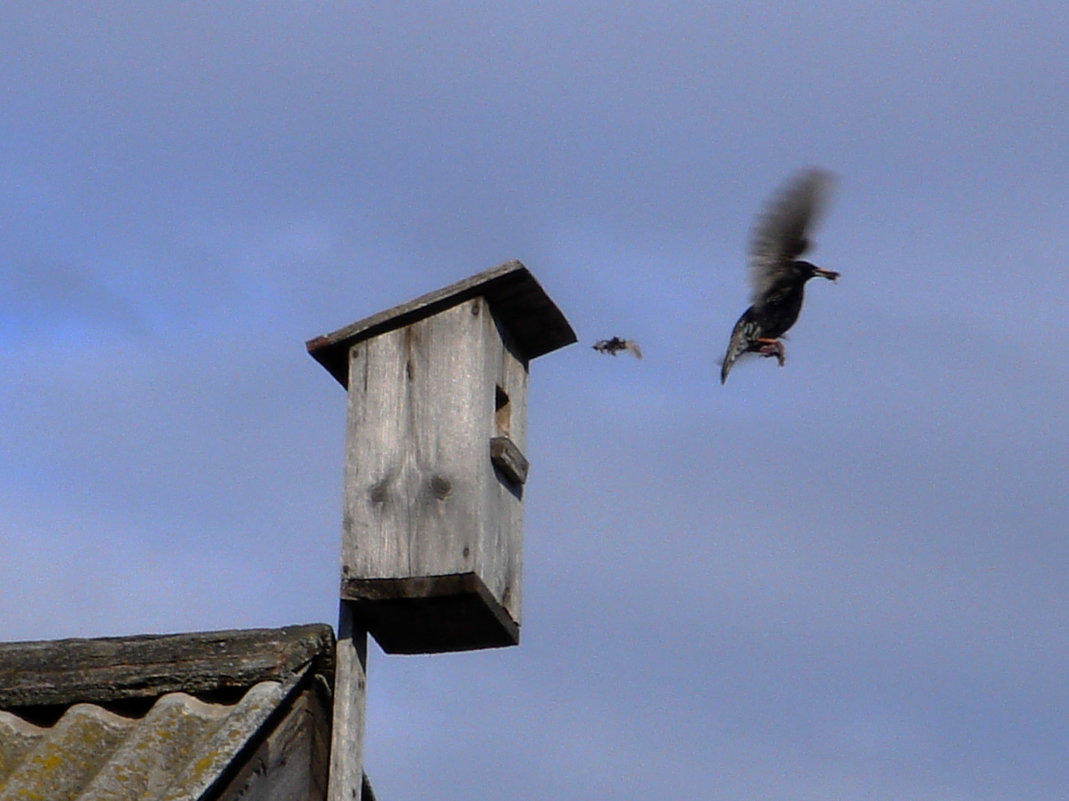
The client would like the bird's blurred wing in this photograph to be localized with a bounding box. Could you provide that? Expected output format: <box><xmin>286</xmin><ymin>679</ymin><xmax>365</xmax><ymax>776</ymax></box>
<box><xmin>748</xmin><ymin>168</ymin><xmax>834</xmax><ymax>304</ymax></box>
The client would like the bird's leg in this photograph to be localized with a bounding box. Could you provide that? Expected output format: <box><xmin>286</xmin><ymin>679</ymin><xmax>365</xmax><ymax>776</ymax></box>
<box><xmin>755</xmin><ymin>338</ymin><xmax>786</xmax><ymax>366</ymax></box>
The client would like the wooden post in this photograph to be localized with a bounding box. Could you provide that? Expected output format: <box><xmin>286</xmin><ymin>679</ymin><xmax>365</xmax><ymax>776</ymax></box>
<box><xmin>327</xmin><ymin>602</ymin><xmax>368</xmax><ymax>801</ymax></box>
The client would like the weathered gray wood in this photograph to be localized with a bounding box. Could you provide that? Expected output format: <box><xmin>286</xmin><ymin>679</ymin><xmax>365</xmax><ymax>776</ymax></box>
<box><xmin>327</xmin><ymin>602</ymin><xmax>368</xmax><ymax>801</ymax></box>
<box><xmin>307</xmin><ymin>260</ymin><xmax>576</xmax><ymax>388</ymax></box>
<box><xmin>490</xmin><ymin>436</ymin><xmax>530</xmax><ymax>487</ymax></box>
<box><xmin>214</xmin><ymin>682</ymin><xmax>332</xmax><ymax>801</ymax></box>
<box><xmin>482</xmin><ymin>311</ymin><xmax>528</xmax><ymax>620</ymax></box>
<box><xmin>343</xmin><ymin>298</ymin><xmax>490</xmax><ymax>581</ymax></box>
<box><xmin>338</xmin><ymin>296</ymin><xmax>528</xmax><ymax>651</ymax></box>
<box><xmin>0</xmin><ymin>625</ymin><xmax>334</xmax><ymax>709</ymax></box>
<box><xmin>311</xmin><ymin>262</ymin><xmax>573</xmax><ymax>653</ymax></box>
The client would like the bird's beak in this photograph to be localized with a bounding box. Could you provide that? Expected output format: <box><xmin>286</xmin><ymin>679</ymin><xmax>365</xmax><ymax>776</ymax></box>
<box><xmin>815</xmin><ymin>267</ymin><xmax>839</xmax><ymax>282</ymax></box>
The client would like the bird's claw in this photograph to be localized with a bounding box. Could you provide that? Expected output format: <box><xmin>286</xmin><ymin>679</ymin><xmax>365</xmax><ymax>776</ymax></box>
<box><xmin>757</xmin><ymin>341</ymin><xmax>786</xmax><ymax>366</ymax></box>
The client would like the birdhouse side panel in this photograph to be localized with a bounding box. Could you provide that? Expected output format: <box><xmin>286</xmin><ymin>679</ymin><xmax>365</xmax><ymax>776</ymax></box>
<box><xmin>341</xmin><ymin>300</ymin><xmax>491</xmax><ymax>583</ymax></box>
<box><xmin>476</xmin><ymin>313</ymin><xmax>530</xmax><ymax>623</ymax></box>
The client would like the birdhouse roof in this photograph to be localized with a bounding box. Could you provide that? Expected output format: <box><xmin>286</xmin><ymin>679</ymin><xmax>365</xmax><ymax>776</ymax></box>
<box><xmin>306</xmin><ymin>260</ymin><xmax>576</xmax><ymax>387</ymax></box>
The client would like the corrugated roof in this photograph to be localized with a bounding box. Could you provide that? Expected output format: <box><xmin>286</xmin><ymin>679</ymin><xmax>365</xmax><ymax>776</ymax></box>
<box><xmin>0</xmin><ymin>681</ymin><xmax>285</xmax><ymax>801</ymax></box>
<box><xmin>0</xmin><ymin>625</ymin><xmax>336</xmax><ymax>801</ymax></box>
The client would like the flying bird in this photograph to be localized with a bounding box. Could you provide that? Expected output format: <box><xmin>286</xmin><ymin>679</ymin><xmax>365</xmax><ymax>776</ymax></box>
<box><xmin>593</xmin><ymin>337</ymin><xmax>643</xmax><ymax>359</ymax></box>
<box><xmin>720</xmin><ymin>168</ymin><xmax>839</xmax><ymax>384</ymax></box>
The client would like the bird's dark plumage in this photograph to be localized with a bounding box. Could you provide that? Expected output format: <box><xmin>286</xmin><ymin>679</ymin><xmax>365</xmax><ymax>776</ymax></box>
<box><xmin>720</xmin><ymin>169</ymin><xmax>839</xmax><ymax>384</ymax></box>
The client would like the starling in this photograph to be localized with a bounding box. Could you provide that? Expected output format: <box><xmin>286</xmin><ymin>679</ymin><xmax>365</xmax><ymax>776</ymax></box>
<box><xmin>720</xmin><ymin>168</ymin><xmax>839</xmax><ymax>384</ymax></box>
<box><xmin>593</xmin><ymin>337</ymin><xmax>643</xmax><ymax>359</ymax></box>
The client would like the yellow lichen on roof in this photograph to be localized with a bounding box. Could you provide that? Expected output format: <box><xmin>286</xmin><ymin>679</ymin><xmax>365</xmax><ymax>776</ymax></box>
<box><xmin>0</xmin><ymin>682</ymin><xmax>285</xmax><ymax>801</ymax></box>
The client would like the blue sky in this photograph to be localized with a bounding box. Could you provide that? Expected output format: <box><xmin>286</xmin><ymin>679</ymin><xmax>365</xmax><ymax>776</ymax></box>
<box><xmin>2</xmin><ymin>3</ymin><xmax>1066</xmax><ymax>799</ymax></box>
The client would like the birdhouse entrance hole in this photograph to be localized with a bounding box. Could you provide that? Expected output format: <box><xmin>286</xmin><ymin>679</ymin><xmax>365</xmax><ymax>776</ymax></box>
<box><xmin>495</xmin><ymin>385</ymin><xmax>511</xmax><ymax>435</ymax></box>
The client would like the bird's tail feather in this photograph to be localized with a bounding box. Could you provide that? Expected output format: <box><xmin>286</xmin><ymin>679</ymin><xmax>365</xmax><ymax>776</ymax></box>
<box><xmin>720</xmin><ymin>315</ymin><xmax>755</xmax><ymax>384</ymax></box>
<box><xmin>719</xmin><ymin>354</ymin><xmax>737</xmax><ymax>384</ymax></box>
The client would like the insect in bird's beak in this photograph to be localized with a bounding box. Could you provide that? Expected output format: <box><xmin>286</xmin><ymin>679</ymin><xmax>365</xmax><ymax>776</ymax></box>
<box><xmin>815</xmin><ymin>267</ymin><xmax>840</xmax><ymax>282</ymax></box>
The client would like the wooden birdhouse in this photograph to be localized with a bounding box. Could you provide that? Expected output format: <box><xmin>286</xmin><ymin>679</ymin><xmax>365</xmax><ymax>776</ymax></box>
<box><xmin>307</xmin><ymin>261</ymin><xmax>575</xmax><ymax>654</ymax></box>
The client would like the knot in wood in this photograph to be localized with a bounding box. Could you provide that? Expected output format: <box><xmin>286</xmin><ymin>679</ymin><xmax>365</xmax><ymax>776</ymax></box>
<box><xmin>429</xmin><ymin>475</ymin><xmax>452</xmax><ymax>500</ymax></box>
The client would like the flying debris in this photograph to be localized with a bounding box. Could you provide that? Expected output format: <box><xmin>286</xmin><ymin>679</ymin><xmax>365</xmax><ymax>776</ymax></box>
<box><xmin>593</xmin><ymin>337</ymin><xmax>643</xmax><ymax>359</ymax></box>
<box><xmin>720</xmin><ymin>168</ymin><xmax>839</xmax><ymax>384</ymax></box>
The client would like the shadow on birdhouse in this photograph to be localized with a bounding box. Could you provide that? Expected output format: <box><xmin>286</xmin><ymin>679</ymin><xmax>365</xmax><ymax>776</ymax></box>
<box><xmin>307</xmin><ymin>261</ymin><xmax>575</xmax><ymax>653</ymax></box>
